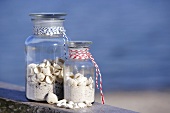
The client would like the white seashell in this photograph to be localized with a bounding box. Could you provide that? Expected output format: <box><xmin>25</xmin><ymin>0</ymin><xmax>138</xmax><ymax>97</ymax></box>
<box><xmin>65</xmin><ymin>72</ymin><xmax>74</xmax><ymax>77</ymax></box>
<box><xmin>36</xmin><ymin>73</ymin><xmax>45</xmax><ymax>82</ymax></box>
<box><xmin>27</xmin><ymin>67</ymin><xmax>34</xmax><ymax>75</ymax></box>
<box><xmin>58</xmin><ymin>58</ymin><xmax>65</xmax><ymax>64</ymax></box>
<box><xmin>86</xmin><ymin>77</ymin><xmax>93</xmax><ymax>86</ymax></box>
<box><xmin>72</xmin><ymin>80</ymin><xmax>78</xmax><ymax>86</ymax></box>
<box><xmin>67</xmin><ymin>79</ymin><xmax>77</xmax><ymax>86</ymax></box>
<box><xmin>30</xmin><ymin>75</ymin><xmax>37</xmax><ymax>82</ymax></box>
<box><xmin>43</xmin><ymin>59</ymin><xmax>48</xmax><ymax>63</ymax></box>
<box><xmin>39</xmin><ymin>63</ymin><xmax>45</xmax><ymax>68</ymax></box>
<box><xmin>76</xmin><ymin>77</ymin><xmax>87</xmax><ymax>86</ymax></box>
<box><xmin>78</xmin><ymin>103</ymin><xmax>86</xmax><ymax>108</ymax></box>
<box><xmin>45</xmin><ymin>76</ymin><xmax>54</xmax><ymax>84</ymax></box>
<box><xmin>28</xmin><ymin>63</ymin><xmax>37</xmax><ymax>68</ymax></box>
<box><xmin>73</xmin><ymin>103</ymin><xmax>79</xmax><ymax>109</ymax></box>
<box><xmin>84</xmin><ymin>101</ymin><xmax>92</xmax><ymax>107</ymax></box>
<box><xmin>66</xmin><ymin>104</ymin><xmax>73</xmax><ymax>109</ymax></box>
<box><xmin>59</xmin><ymin>99</ymin><xmax>67</xmax><ymax>103</ymax></box>
<box><xmin>77</xmin><ymin>80</ymin><xmax>87</xmax><ymax>86</ymax></box>
<box><xmin>56</xmin><ymin>103</ymin><xmax>61</xmax><ymax>107</ymax></box>
<box><xmin>58</xmin><ymin>69</ymin><xmax>63</xmax><ymax>78</ymax></box>
<box><xmin>89</xmin><ymin>84</ymin><xmax>93</xmax><ymax>89</ymax></box>
<box><xmin>46</xmin><ymin>92</ymin><xmax>58</xmax><ymax>104</ymax></box>
<box><xmin>68</xmin><ymin>101</ymin><xmax>74</xmax><ymax>105</ymax></box>
<box><xmin>49</xmin><ymin>66</ymin><xmax>55</xmax><ymax>74</ymax></box>
<box><xmin>57</xmin><ymin>99</ymin><xmax>67</xmax><ymax>106</ymax></box>
<box><xmin>53</xmin><ymin>71</ymin><xmax>60</xmax><ymax>76</ymax></box>
<box><xmin>65</xmin><ymin>76</ymin><xmax>70</xmax><ymax>81</ymax></box>
<box><xmin>86</xmin><ymin>103</ymin><xmax>92</xmax><ymax>107</ymax></box>
<box><xmin>74</xmin><ymin>73</ymin><xmax>83</xmax><ymax>79</ymax></box>
<box><xmin>56</xmin><ymin>58</ymin><xmax>64</xmax><ymax>65</ymax></box>
<box><xmin>60</xmin><ymin>103</ymin><xmax>66</xmax><ymax>108</ymax></box>
<box><xmin>46</xmin><ymin>60</ymin><xmax>51</xmax><ymax>67</ymax></box>
<box><xmin>84</xmin><ymin>100</ymin><xmax>90</xmax><ymax>104</ymax></box>
<box><xmin>42</xmin><ymin>67</ymin><xmax>51</xmax><ymax>75</ymax></box>
<box><xmin>34</xmin><ymin>67</ymin><xmax>41</xmax><ymax>74</ymax></box>
<box><xmin>53</xmin><ymin>63</ymin><xmax>62</xmax><ymax>70</ymax></box>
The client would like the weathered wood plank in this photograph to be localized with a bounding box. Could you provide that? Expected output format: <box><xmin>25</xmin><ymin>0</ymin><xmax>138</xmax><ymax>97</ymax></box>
<box><xmin>0</xmin><ymin>82</ymin><xmax>138</xmax><ymax>113</ymax></box>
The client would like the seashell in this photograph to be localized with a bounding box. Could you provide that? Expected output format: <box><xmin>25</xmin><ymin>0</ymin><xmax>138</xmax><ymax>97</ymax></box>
<box><xmin>56</xmin><ymin>58</ymin><xmax>64</xmax><ymax>65</ymax></box>
<box><xmin>65</xmin><ymin>76</ymin><xmax>70</xmax><ymax>81</ymax></box>
<box><xmin>89</xmin><ymin>84</ymin><xmax>93</xmax><ymax>89</ymax></box>
<box><xmin>53</xmin><ymin>70</ymin><xmax>60</xmax><ymax>76</ymax></box>
<box><xmin>73</xmin><ymin>103</ymin><xmax>79</xmax><ymax>109</ymax></box>
<box><xmin>86</xmin><ymin>103</ymin><xmax>92</xmax><ymax>107</ymax></box>
<box><xmin>27</xmin><ymin>67</ymin><xmax>34</xmax><ymax>75</ymax></box>
<box><xmin>65</xmin><ymin>72</ymin><xmax>74</xmax><ymax>77</ymax></box>
<box><xmin>42</xmin><ymin>67</ymin><xmax>51</xmax><ymax>75</ymax></box>
<box><xmin>58</xmin><ymin>58</ymin><xmax>65</xmax><ymax>64</ymax></box>
<box><xmin>34</xmin><ymin>67</ymin><xmax>41</xmax><ymax>74</ymax></box>
<box><xmin>60</xmin><ymin>103</ymin><xmax>66</xmax><ymax>108</ymax></box>
<box><xmin>46</xmin><ymin>60</ymin><xmax>51</xmax><ymax>67</ymax></box>
<box><xmin>36</xmin><ymin>73</ymin><xmax>45</xmax><ymax>82</ymax></box>
<box><xmin>68</xmin><ymin>101</ymin><xmax>74</xmax><ymax>105</ymax></box>
<box><xmin>46</xmin><ymin>92</ymin><xmax>58</xmax><ymax>104</ymax></box>
<box><xmin>43</xmin><ymin>59</ymin><xmax>48</xmax><ymax>63</ymax></box>
<box><xmin>86</xmin><ymin>77</ymin><xmax>93</xmax><ymax>86</ymax></box>
<box><xmin>76</xmin><ymin>77</ymin><xmax>87</xmax><ymax>86</ymax></box>
<box><xmin>72</xmin><ymin>80</ymin><xmax>78</xmax><ymax>86</ymax></box>
<box><xmin>27</xmin><ymin>76</ymin><xmax>32</xmax><ymax>82</ymax></box>
<box><xmin>45</xmin><ymin>76</ymin><xmax>54</xmax><ymax>84</ymax></box>
<box><xmin>78</xmin><ymin>103</ymin><xmax>86</xmax><ymax>108</ymax></box>
<box><xmin>74</xmin><ymin>73</ymin><xmax>83</xmax><ymax>79</ymax></box>
<box><xmin>84</xmin><ymin>101</ymin><xmax>92</xmax><ymax>107</ymax></box>
<box><xmin>77</xmin><ymin>80</ymin><xmax>86</xmax><ymax>86</ymax></box>
<box><xmin>39</xmin><ymin>63</ymin><xmax>45</xmax><ymax>68</ymax></box>
<box><xmin>56</xmin><ymin>103</ymin><xmax>61</xmax><ymax>107</ymax></box>
<box><xmin>49</xmin><ymin>66</ymin><xmax>55</xmax><ymax>74</ymax></box>
<box><xmin>30</xmin><ymin>75</ymin><xmax>37</xmax><ymax>82</ymax></box>
<box><xmin>58</xmin><ymin>69</ymin><xmax>63</xmax><ymax>78</ymax></box>
<box><xmin>28</xmin><ymin>63</ymin><xmax>37</xmax><ymax>68</ymax></box>
<box><xmin>67</xmin><ymin>79</ymin><xmax>77</xmax><ymax>86</ymax></box>
<box><xmin>53</xmin><ymin>63</ymin><xmax>62</xmax><ymax>70</ymax></box>
<box><xmin>57</xmin><ymin>99</ymin><xmax>67</xmax><ymax>105</ymax></box>
<box><xmin>66</xmin><ymin>104</ymin><xmax>73</xmax><ymax>109</ymax></box>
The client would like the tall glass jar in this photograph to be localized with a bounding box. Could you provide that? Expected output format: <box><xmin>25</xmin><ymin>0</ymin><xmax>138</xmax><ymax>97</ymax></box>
<box><xmin>25</xmin><ymin>13</ymin><xmax>70</xmax><ymax>101</ymax></box>
<box><xmin>64</xmin><ymin>41</ymin><xmax>95</xmax><ymax>103</ymax></box>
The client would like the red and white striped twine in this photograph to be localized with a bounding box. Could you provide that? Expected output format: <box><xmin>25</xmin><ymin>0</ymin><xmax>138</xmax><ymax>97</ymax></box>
<box><xmin>69</xmin><ymin>48</ymin><xmax>105</xmax><ymax>104</ymax></box>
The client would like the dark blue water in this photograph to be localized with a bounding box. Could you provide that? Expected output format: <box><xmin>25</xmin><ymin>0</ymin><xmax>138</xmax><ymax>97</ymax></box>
<box><xmin>0</xmin><ymin>0</ymin><xmax>170</xmax><ymax>91</ymax></box>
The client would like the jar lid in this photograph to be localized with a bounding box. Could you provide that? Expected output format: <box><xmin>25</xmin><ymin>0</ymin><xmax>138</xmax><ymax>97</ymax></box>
<box><xmin>29</xmin><ymin>13</ymin><xmax>67</xmax><ymax>20</ymax></box>
<box><xmin>68</xmin><ymin>41</ymin><xmax>92</xmax><ymax>48</ymax></box>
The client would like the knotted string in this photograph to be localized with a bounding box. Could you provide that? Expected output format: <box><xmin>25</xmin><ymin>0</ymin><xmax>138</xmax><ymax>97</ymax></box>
<box><xmin>69</xmin><ymin>48</ymin><xmax>105</xmax><ymax>104</ymax></box>
<box><xmin>59</xmin><ymin>27</ymin><xmax>69</xmax><ymax>59</ymax></box>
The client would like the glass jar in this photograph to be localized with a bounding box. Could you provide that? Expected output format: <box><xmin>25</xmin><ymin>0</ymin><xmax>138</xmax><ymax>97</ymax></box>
<box><xmin>64</xmin><ymin>41</ymin><xmax>95</xmax><ymax>103</ymax></box>
<box><xmin>25</xmin><ymin>13</ymin><xmax>70</xmax><ymax>101</ymax></box>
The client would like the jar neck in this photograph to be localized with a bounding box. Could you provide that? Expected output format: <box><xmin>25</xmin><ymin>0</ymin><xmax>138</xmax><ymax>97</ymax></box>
<box><xmin>32</xmin><ymin>19</ymin><xmax>65</xmax><ymax>37</ymax></box>
<box><xmin>69</xmin><ymin>48</ymin><xmax>90</xmax><ymax>60</ymax></box>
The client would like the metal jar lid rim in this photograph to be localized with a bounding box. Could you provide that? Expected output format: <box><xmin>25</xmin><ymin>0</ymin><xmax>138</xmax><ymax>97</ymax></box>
<box><xmin>68</xmin><ymin>41</ymin><xmax>92</xmax><ymax>48</ymax></box>
<box><xmin>29</xmin><ymin>13</ymin><xmax>67</xmax><ymax>20</ymax></box>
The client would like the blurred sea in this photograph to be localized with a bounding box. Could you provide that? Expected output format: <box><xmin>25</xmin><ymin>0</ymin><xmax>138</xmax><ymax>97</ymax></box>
<box><xmin>0</xmin><ymin>0</ymin><xmax>170</xmax><ymax>91</ymax></box>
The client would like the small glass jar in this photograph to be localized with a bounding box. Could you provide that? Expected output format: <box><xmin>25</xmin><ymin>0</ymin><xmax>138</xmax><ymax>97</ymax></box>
<box><xmin>64</xmin><ymin>41</ymin><xmax>95</xmax><ymax>103</ymax></box>
<box><xmin>25</xmin><ymin>13</ymin><xmax>70</xmax><ymax>101</ymax></box>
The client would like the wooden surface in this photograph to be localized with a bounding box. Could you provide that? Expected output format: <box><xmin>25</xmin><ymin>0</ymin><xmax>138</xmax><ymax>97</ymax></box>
<box><xmin>0</xmin><ymin>82</ymin><xmax>138</xmax><ymax>113</ymax></box>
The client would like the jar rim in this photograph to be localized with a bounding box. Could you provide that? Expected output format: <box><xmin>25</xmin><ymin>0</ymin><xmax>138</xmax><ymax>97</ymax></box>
<box><xmin>68</xmin><ymin>41</ymin><xmax>92</xmax><ymax>48</ymax></box>
<box><xmin>29</xmin><ymin>13</ymin><xmax>67</xmax><ymax>20</ymax></box>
